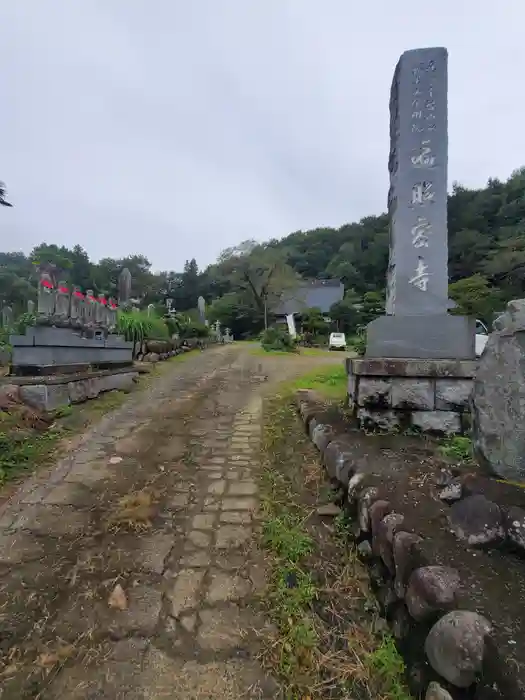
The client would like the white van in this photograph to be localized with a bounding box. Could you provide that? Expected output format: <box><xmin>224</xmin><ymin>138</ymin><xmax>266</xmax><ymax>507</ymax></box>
<box><xmin>475</xmin><ymin>319</ymin><xmax>489</xmax><ymax>357</ymax></box>
<box><xmin>328</xmin><ymin>332</ymin><xmax>347</xmax><ymax>351</ymax></box>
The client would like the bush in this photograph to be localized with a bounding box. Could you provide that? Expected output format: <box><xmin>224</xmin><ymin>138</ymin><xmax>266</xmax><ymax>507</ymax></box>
<box><xmin>180</xmin><ymin>321</ymin><xmax>209</xmax><ymax>339</ymax></box>
<box><xmin>261</xmin><ymin>327</ymin><xmax>297</xmax><ymax>353</ymax></box>
<box><xmin>14</xmin><ymin>312</ymin><xmax>36</xmax><ymax>334</ymax></box>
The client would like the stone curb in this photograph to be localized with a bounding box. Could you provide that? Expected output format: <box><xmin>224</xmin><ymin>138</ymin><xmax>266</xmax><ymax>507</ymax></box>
<box><xmin>295</xmin><ymin>390</ymin><xmax>522</xmax><ymax>700</ymax></box>
<box><xmin>18</xmin><ymin>371</ymin><xmax>139</xmax><ymax>411</ymax></box>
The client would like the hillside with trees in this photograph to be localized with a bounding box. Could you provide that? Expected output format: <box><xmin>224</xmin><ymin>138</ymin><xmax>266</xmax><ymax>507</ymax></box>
<box><xmin>1</xmin><ymin>168</ymin><xmax>524</xmax><ymax>337</ymax></box>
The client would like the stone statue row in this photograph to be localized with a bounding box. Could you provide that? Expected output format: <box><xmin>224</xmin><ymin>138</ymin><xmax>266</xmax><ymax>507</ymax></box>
<box><xmin>36</xmin><ymin>272</ymin><xmax>118</xmax><ymax>331</ymax></box>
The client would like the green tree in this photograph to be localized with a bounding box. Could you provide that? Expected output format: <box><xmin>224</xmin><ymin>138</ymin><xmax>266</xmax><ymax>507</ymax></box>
<box><xmin>208</xmin><ymin>292</ymin><xmax>264</xmax><ymax>338</ymax></box>
<box><xmin>330</xmin><ymin>290</ymin><xmax>363</xmax><ymax>334</ymax></box>
<box><xmin>361</xmin><ymin>290</ymin><xmax>385</xmax><ymax>324</ymax></box>
<box><xmin>301</xmin><ymin>307</ymin><xmax>329</xmax><ymax>335</ymax></box>
<box><xmin>179</xmin><ymin>258</ymin><xmax>201</xmax><ymax>310</ymax></box>
<box><xmin>449</xmin><ymin>274</ymin><xmax>502</xmax><ymax>323</ymax></box>
<box><xmin>30</xmin><ymin>243</ymin><xmax>75</xmax><ymax>285</ymax></box>
<box><xmin>482</xmin><ymin>236</ymin><xmax>525</xmax><ymax>299</ymax></box>
<box><xmin>212</xmin><ymin>244</ymin><xmax>299</xmax><ymax>329</ymax></box>
<box><xmin>0</xmin><ymin>181</ymin><xmax>13</xmax><ymax>207</ymax></box>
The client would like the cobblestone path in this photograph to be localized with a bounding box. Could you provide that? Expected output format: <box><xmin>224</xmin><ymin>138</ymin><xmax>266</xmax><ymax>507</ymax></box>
<box><xmin>0</xmin><ymin>345</ymin><xmax>334</xmax><ymax>699</ymax></box>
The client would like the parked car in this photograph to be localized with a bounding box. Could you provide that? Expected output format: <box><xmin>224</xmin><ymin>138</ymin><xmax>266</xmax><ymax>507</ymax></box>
<box><xmin>475</xmin><ymin>319</ymin><xmax>489</xmax><ymax>357</ymax></box>
<box><xmin>328</xmin><ymin>332</ymin><xmax>347</xmax><ymax>351</ymax></box>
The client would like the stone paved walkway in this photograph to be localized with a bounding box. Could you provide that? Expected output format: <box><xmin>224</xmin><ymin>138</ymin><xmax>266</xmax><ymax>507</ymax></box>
<box><xmin>0</xmin><ymin>345</ymin><xmax>335</xmax><ymax>699</ymax></box>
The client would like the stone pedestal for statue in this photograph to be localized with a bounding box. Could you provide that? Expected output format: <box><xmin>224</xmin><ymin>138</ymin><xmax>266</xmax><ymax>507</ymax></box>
<box><xmin>346</xmin><ymin>47</ymin><xmax>475</xmax><ymax>434</ymax></box>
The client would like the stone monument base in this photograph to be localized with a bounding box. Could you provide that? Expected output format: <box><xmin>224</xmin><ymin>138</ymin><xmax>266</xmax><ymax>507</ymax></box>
<box><xmin>346</xmin><ymin>357</ymin><xmax>477</xmax><ymax>434</ymax></box>
<box><xmin>365</xmin><ymin>314</ymin><xmax>476</xmax><ymax>360</ymax></box>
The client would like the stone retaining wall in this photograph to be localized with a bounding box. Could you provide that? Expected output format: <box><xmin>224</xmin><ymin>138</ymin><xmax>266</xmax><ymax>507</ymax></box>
<box><xmin>0</xmin><ymin>368</ymin><xmax>138</xmax><ymax>412</ymax></box>
<box><xmin>346</xmin><ymin>358</ymin><xmax>477</xmax><ymax>435</ymax></box>
<box><xmin>296</xmin><ymin>389</ymin><xmax>524</xmax><ymax>700</ymax></box>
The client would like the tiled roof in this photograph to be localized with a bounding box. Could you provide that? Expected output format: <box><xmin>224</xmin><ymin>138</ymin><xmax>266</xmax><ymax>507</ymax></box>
<box><xmin>275</xmin><ymin>280</ymin><xmax>344</xmax><ymax>315</ymax></box>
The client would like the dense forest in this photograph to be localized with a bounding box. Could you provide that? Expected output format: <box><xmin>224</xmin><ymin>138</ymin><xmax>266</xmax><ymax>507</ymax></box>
<box><xmin>1</xmin><ymin>168</ymin><xmax>524</xmax><ymax>338</ymax></box>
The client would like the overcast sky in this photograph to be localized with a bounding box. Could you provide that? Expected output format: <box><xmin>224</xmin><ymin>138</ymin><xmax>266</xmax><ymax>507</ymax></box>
<box><xmin>1</xmin><ymin>2</ymin><xmax>523</xmax><ymax>272</ymax></box>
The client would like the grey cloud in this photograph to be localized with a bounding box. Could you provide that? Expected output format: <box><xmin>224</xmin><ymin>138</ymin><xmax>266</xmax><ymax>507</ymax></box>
<box><xmin>1</xmin><ymin>0</ymin><xmax>523</xmax><ymax>271</ymax></box>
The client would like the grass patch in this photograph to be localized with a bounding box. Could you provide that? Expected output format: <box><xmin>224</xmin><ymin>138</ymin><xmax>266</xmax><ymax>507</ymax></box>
<box><xmin>250</xmin><ymin>346</ymin><xmax>296</xmax><ymax>357</ymax></box>
<box><xmin>300</xmin><ymin>347</ymin><xmax>333</xmax><ymax>357</ymax></box>
<box><xmin>291</xmin><ymin>364</ymin><xmax>348</xmax><ymax>401</ymax></box>
<box><xmin>250</xmin><ymin>344</ymin><xmax>349</xmax><ymax>359</ymax></box>
<box><xmin>439</xmin><ymin>435</ymin><xmax>473</xmax><ymax>463</ymax></box>
<box><xmin>79</xmin><ymin>389</ymin><xmax>130</xmax><ymax>417</ymax></box>
<box><xmin>0</xmin><ymin>415</ymin><xmax>62</xmax><ymax>486</ymax></box>
<box><xmin>259</xmin><ymin>388</ymin><xmax>411</xmax><ymax>699</ymax></box>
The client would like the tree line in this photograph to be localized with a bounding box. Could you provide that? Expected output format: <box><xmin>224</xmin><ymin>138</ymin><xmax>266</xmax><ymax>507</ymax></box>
<box><xmin>1</xmin><ymin>168</ymin><xmax>524</xmax><ymax>337</ymax></box>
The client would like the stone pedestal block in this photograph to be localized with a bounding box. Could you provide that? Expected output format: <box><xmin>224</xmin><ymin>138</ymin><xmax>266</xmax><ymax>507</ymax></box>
<box><xmin>347</xmin><ymin>357</ymin><xmax>475</xmax><ymax>435</ymax></box>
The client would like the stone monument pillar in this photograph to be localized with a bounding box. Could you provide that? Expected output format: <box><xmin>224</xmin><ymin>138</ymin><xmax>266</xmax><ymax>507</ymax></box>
<box><xmin>198</xmin><ymin>296</ymin><xmax>206</xmax><ymax>324</ymax></box>
<box><xmin>346</xmin><ymin>48</ymin><xmax>477</xmax><ymax>435</ymax></box>
<box><xmin>118</xmin><ymin>268</ymin><xmax>132</xmax><ymax>310</ymax></box>
<box><xmin>367</xmin><ymin>47</ymin><xmax>475</xmax><ymax>360</ymax></box>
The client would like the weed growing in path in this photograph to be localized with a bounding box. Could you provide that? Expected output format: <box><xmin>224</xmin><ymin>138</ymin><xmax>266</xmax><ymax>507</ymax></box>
<box><xmin>0</xmin><ymin>416</ymin><xmax>59</xmax><ymax>485</ymax></box>
<box><xmin>259</xmin><ymin>387</ymin><xmax>411</xmax><ymax>699</ymax></box>
<box><xmin>439</xmin><ymin>435</ymin><xmax>473</xmax><ymax>463</ymax></box>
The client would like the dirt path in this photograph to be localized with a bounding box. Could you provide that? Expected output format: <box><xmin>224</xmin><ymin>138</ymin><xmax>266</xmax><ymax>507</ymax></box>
<box><xmin>0</xmin><ymin>345</ymin><xmax>338</xmax><ymax>699</ymax></box>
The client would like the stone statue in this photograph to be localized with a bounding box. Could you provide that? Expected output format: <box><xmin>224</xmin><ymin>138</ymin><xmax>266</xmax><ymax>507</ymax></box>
<box><xmin>27</xmin><ymin>299</ymin><xmax>35</xmax><ymax>315</ymax></box>
<box><xmin>107</xmin><ymin>298</ymin><xmax>118</xmax><ymax>331</ymax></box>
<box><xmin>37</xmin><ymin>272</ymin><xmax>55</xmax><ymax>321</ymax></box>
<box><xmin>54</xmin><ymin>280</ymin><xmax>70</xmax><ymax>325</ymax></box>
<box><xmin>95</xmin><ymin>294</ymin><xmax>106</xmax><ymax>326</ymax></box>
<box><xmin>84</xmin><ymin>289</ymin><xmax>96</xmax><ymax>327</ymax></box>
<box><xmin>147</xmin><ymin>303</ymin><xmax>154</xmax><ymax>317</ymax></box>
<box><xmin>70</xmin><ymin>287</ymin><xmax>84</xmax><ymax>328</ymax></box>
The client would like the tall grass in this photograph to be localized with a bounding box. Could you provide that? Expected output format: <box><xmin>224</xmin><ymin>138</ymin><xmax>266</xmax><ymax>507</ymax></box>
<box><xmin>117</xmin><ymin>311</ymin><xmax>169</xmax><ymax>344</ymax></box>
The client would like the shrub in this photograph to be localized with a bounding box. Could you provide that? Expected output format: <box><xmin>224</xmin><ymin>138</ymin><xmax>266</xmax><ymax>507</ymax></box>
<box><xmin>179</xmin><ymin>321</ymin><xmax>209</xmax><ymax>339</ymax></box>
<box><xmin>261</xmin><ymin>327</ymin><xmax>297</xmax><ymax>353</ymax></box>
<box><xmin>14</xmin><ymin>312</ymin><xmax>36</xmax><ymax>334</ymax></box>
